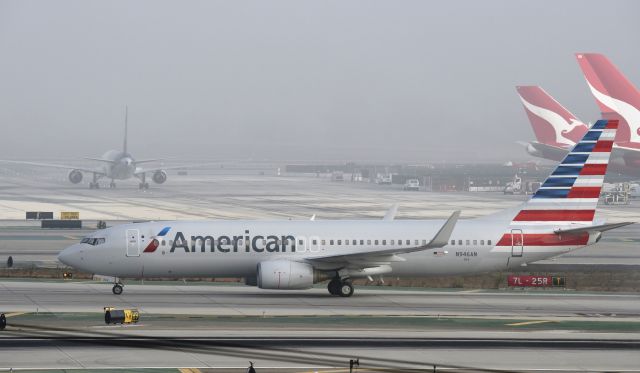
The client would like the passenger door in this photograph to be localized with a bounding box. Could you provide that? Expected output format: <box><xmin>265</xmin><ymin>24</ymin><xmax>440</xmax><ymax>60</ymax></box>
<box><xmin>126</xmin><ymin>229</ymin><xmax>140</xmax><ymax>257</ymax></box>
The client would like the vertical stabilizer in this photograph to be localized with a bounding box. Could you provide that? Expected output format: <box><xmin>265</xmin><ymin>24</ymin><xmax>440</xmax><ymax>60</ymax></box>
<box><xmin>516</xmin><ymin>86</ymin><xmax>588</xmax><ymax>147</ymax></box>
<box><xmin>576</xmin><ymin>53</ymin><xmax>640</xmax><ymax>149</ymax></box>
<box><xmin>123</xmin><ymin>106</ymin><xmax>128</xmax><ymax>154</ymax></box>
<box><xmin>514</xmin><ymin>119</ymin><xmax>618</xmax><ymax>225</ymax></box>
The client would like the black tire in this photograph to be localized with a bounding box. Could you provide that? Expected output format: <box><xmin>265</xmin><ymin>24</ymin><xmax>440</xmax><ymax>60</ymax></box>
<box><xmin>339</xmin><ymin>281</ymin><xmax>354</xmax><ymax>297</ymax></box>
<box><xmin>327</xmin><ymin>278</ymin><xmax>340</xmax><ymax>296</ymax></box>
<box><xmin>112</xmin><ymin>284</ymin><xmax>123</xmax><ymax>295</ymax></box>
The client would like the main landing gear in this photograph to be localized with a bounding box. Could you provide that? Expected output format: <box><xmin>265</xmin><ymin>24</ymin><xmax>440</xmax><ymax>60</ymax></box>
<box><xmin>328</xmin><ymin>277</ymin><xmax>354</xmax><ymax>297</ymax></box>
<box><xmin>112</xmin><ymin>282</ymin><xmax>124</xmax><ymax>295</ymax></box>
<box><xmin>138</xmin><ymin>172</ymin><xmax>149</xmax><ymax>189</ymax></box>
<box><xmin>89</xmin><ymin>172</ymin><xmax>102</xmax><ymax>189</ymax></box>
<box><xmin>109</xmin><ymin>180</ymin><xmax>116</xmax><ymax>189</ymax></box>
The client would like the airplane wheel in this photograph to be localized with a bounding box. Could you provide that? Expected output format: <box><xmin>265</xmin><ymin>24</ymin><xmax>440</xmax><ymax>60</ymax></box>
<box><xmin>338</xmin><ymin>281</ymin><xmax>354</xmax><ymax>297</ymax></box>
<box><xmin>112</xmin><ymin>284</ymin><xmax>123</xmax><ymax>295</ymax></box>
<box><xmin>109</xmin><ymin>182</ymin><xmax>116</xmax><ymax>189</ymax></box>
<box><xmin>327</xmin><ymin>278</ymin><xmax>340</xmax><ymax>296</ymax></box>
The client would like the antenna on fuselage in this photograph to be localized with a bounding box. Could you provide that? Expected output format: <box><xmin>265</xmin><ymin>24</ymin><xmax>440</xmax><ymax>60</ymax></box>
<box><xmin>123</xmin><ymin>105</ymin><xmax>128</xmax><ymax>154</ymax></box>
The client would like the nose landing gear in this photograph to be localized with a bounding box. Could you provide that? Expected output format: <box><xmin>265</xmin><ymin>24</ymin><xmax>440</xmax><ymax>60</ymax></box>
<box><xmin>328</xmin><ymin>277</ymin><xmax>354</xmax><ymax>297</ymax></box>
<box><xmin>112</xmin><ymin>282</ymin><xmax>124</xmax><ymax>295</ymax></box>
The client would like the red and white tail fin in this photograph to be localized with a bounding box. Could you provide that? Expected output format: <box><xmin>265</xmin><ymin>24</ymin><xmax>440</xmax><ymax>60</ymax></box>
<box><xmin>513</xmin><ymin>119</ymin><xmax>618</xmax><ymax>226</ymax></box>
<box><xmin>516</xmin><ymin>86</ymin><xmax>589</xmax><ymax>148</ymax></box>
<box><xmin>576</xmin><ymin>53</ymin><xmax>640</xmax><ymax>149</ymax></box>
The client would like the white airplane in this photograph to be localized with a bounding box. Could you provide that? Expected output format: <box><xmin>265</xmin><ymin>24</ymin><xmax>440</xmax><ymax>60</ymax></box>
<box><xmin>58</xmin><ymin>119</ymin><xmax>633</xmax><ymax>297</ymax></box>
<box><xmin>0</xmin><ymin>108</ymin><xmax>193</xmax><ymax>189</ymax></box>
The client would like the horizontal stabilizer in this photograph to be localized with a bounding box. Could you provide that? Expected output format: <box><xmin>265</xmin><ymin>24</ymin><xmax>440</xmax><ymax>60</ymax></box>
<box><xmin>554</xmin><ymin>222</ymin><xmax>634</xmax><ymax>234</ymax></box>
<box><xmin>84</xmin><ymin>157</ymin><xmax>116</xmax><ymax>163</ymax></box>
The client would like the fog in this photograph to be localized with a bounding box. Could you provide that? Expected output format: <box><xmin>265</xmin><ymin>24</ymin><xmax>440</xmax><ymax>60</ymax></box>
<box><xmin>1</xmin><ymin>0</ymin><xmax>638</xmax><ymax>163</ymax></box>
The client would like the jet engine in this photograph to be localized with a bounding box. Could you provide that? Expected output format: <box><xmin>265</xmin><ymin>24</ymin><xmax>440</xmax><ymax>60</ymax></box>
<box><xmin>152</xmin><ymin>170</ymin><xmax>167</xmax><ymax>184</ymax></box>
<box><xmin>68</xmin><ymin>169</ymin><xmax>83</xmax><ymax>184</ymax></box>
<box><xmin>257</xmin><ymin>260</ymin><xmax>320</xmax><ymax>290</ymax></box>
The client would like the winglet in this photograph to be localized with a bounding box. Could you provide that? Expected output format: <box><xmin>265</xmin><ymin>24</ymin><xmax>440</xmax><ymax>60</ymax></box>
<box><xmin>383</xmin><ymin>204</ymin><xmax>399</xmax><ymax>221</ymax></box>
<box><xmin>309</xmin><ymin>214</ymin><xmax>316</xmax><ymax>221</ymax></box>
<box><xmin>426</xmin><ymin>210</ymin><xmax>460</xmax><ymax>248</ymax></box>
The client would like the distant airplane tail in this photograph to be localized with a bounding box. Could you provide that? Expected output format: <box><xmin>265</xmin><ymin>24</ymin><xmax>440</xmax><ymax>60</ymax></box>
<box><xmin>576</xmin><ymin>53</ymin><xmax>640</xmax><ymax>149</ymax></box>
<box><xmin>123</xmin><ymin>106</ymin><xmax>129</xmax><ymax>154</ymax></box>
<box><xmin>513</xmin><ymin>119</ymin><xmax>618</xmax><ymax>225</ymax></box>
<box><xmin>516</xmin><ymin>86</ymin><xmax>589</xmax><ymax>148</ymax></box>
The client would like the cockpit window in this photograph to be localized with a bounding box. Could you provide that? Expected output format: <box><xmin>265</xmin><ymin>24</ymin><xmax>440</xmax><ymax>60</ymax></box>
<box><xmin>81</xmin><ymin>237</ymin><xmax>105</xmax><ymax>246</ymax></box>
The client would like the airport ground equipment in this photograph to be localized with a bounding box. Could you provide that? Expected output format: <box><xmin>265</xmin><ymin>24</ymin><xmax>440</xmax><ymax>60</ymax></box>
<box><xmin>104</xmin><ymin>307</ymin><xmax>139</xmax><ymax>324</ymax></box>
<box><xmin>0</xmin><ymin>313</ymin><xmax>6</xmax><ymax>330</ymax></box>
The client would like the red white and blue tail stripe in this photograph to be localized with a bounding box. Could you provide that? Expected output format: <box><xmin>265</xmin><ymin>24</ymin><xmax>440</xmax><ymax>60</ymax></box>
<box><xmin>512</xmin><ymin>119</ymin><xmax>618</xmax><ymax>225</ymax></box>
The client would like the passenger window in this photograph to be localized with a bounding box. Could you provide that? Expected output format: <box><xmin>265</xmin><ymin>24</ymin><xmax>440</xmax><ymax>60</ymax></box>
<box><xmin>488</xmin><ymin>240</ymin><xmax>492</xmax><ymax>245</ymax></box>
<box><xmin>345</xmin><ymin>240</ymin><xmax>349</xmax><ymax>245</ymax></box>
<box><xmin>382</xmin><ymin>240</ymin><xmax>386</xmax><ymax>245</ymax></box>
<box><xmin>422</xmin><ymin>240</ymin><xmax>427</xmax><ymax>245</ymax></box>
<box><xmin>321</xmin><ymin>240</ymin><xmax>326</xmax><ymax>245</ymax></box>
<box><xmin>466</xmin><ymin>240</ymin><xmax>470</xmax><ymax>245</ymax></box>
<box><xmin>330</xmin><ymin>240</ymin><xmax>334</xmax><ymax>245</ymax></box>
<box><xmin>450</xmin><ymin>240</ymin><xmax>455</xmax><ymax>245</ymax></box>
<box><xmin>458</xmin><ymin>240</ymin><xmax>462</xmax><ymax>245</ymax></box>
<box><xmin>473</xmin><ymin>240</ymin><xmax>477</xmax><ymax>245</ymax></box>
<box><xmin>161</xmin><ymin>240</ymin><xmax>166</xmax><ymax>246</ymax></box>
<box><xmin>406</xmin><ymin>240</ymin><xmax>410</xmax><ymax>245</ymax></box>
<box><xmin>337</xmin><ymin>240</ymin><xmax>341</xmax><ymax>245</ymax></box>
<box><xmin>313</xmin><ymin>239</ymin><xmax>317</xmax><ymax>245</ymax></box>
<box><xmin>480</xmin><ymin>240</ymin><xmax>484</xmax><ymax>245</ymax></box>
<box><xmin>367</xmin><ymin>240</ymin><xmax>371</xmax><ymax>245</ymax></box>
<box><xmin>415</xmin><ymin>240</ymin><xmax>419</xmax><ymax>245</ymax></box>
<box><xmin>375</xmin><ymin>240</ymin><xmax>379</xmax><ymax>245</ymax></box>
<box><xmin>390</xmin><ymin>240</ymin><xmax>395</xmax><ymax>245</ymax></box>
<box><xmin>298</xmin><ymin>239</ymin><xmax>304</xmax><ymax>246</ymax></box>
<box><xmin>353</xmin><ymin>240</ymin><xmax>357</xmax><ymax>245</ymax></box>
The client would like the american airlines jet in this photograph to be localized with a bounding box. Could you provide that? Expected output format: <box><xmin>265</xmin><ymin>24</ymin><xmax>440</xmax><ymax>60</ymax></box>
<box><xmin>518</xmin><ymin>54</ymin><xmax>640</xmax><ymax>176</ymax></box>
<box><xmin>58</xmin><ymin>120</ymin><xmax>632</xmax><ymax>297</ymax></box>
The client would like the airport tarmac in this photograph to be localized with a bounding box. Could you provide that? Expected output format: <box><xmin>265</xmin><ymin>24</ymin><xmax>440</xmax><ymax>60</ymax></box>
<box><xmin>1</xmin><ymin>281</ymin><xmax>640</xmax><ymax>371</ymax></box>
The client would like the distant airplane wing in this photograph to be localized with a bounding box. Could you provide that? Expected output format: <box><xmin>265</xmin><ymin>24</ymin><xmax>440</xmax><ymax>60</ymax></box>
<box><xmin>306</xmin><ymin>211</ymin><xmax>460</xmax><ymax>268</ymax></box>
<box><xmin>134</xmin><ymin>159</ymin><xmax>163</xmax><ymax>164</ymax></box>
<box><xmin>134</xmin><ymin>163</ymin><xmax>217</xmax><ymax>175</ymax></box>
<box><xmin>0</xmin><ymin>160</ymin><xmax>106</xmax><ymax>175</ymax></box>
<box><xmin>84</xmin><ymin>157</ymin><xmax>116</xmax><ymax>163</ymax></box>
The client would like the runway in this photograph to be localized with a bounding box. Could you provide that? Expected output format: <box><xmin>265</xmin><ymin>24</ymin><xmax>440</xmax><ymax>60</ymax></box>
<box><xmin>2</xmin><ymin>280</ymin><xmax>640</xmax><ymax>317</ymax></box>
<box><xmin>2</xmin><ymin>281</ymin><xmax>640</xmax><ymax>371</ymax></box>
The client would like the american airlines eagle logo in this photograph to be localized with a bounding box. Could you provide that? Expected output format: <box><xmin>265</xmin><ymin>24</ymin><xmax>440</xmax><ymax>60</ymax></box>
<box><xmin>519</xmin><ymin>96</ymin><xmax>588</xmax><ymax>147</ymax></box>
<box><xmin>143</xmin><ymin>227</ymin><xmax>171</xmax><ymax>253</ymax></box>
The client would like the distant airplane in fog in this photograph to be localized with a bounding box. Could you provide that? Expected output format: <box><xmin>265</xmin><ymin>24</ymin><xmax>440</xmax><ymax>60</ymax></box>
<box><xmin>517</xmin><ymin>53</ymin><xmax>640</xmax><ymax>177</ymax></box>
<box><xmin>0</xmin><ymin>107</ymin><xmax>196</xmax><ymax>189</ymax></box>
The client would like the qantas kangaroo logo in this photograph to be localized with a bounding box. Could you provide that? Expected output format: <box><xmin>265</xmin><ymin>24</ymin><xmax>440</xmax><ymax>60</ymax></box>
<box><xmin>519</xmin><ymin>95</ymin><xmax>588</xmax><ymax>146</ymax></box>
<box><xmin>585</xmin><ymin>81</ymin><xmax>640</xmax><ymax>144</ymax></box>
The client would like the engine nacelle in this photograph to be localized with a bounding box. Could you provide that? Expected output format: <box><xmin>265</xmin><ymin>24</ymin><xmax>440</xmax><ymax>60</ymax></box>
<box><xmin>257</xmin><ymin>260</ymin><xmax>316</xmax><ymax>290</ymax></box>
<box><xmin>152</xmin><ymin>170</ymin><xmax>167</xmax><ymax>184</ymax></box>
<box><xmin>68</xmin><ymin>169</ymin><xmax>83</xmax><ymax>184</ymax></box>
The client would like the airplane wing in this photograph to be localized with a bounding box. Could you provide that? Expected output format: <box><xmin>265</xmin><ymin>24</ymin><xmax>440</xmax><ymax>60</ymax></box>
<box><xmin>134</xmin><ymin>163</ymin><xmax>216</xmax><ymax>175</ymax></box>
<box><xmin>306</xmin><ymin>211</ymin><xmax>460</xmax><ymax>269</ymax></box>
<box><xmin>0</xmin><ymin>160</ymin><xmax>106</xmax><ymax>175</ymax></box>
<box><xmin>84</xmin><ymin>157</ymin><xmax>116</xmax><ymax>163</ymax></box>
<box><xmin>134</xmin><ymin>159</ymin><xmax>163</xmax><ymax>164</ymax></box>
<box><xmin>383</xmin><ymin>204</ymin><xmax>399</xmax><ymax>221</ymax></box>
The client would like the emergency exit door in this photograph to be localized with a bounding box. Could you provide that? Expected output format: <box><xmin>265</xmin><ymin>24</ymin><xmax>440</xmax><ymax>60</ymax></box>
<box><xmin>510</xmin><ymin>229</ymin><xmax>523</xmax><ymax>257</ymax></box>
<box><xmin>126</xmin><ymin>229</ymin><xmax>140</xmax><ymax>257</ymax></box>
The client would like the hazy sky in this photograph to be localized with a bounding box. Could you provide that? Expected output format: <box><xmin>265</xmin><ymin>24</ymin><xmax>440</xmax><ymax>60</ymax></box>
<box><xmin>1</xmin><ymin>0</ymin><xmax>639</xmax><ymax>162</ymax></box>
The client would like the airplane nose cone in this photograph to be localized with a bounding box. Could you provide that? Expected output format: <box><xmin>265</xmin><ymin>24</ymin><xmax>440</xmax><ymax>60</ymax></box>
<box><xmin>58</xmin><ymin>244</ymin><xmax>81</xmax><ymax>268</ymax></box>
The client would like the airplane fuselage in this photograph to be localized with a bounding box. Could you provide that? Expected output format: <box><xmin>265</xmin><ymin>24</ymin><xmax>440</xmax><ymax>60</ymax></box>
<box><xmin>100</xmin><ymin>150</ymin><xmax>137</xmax><ymax>180</ymax></box>
<box><xmin>58</xmin><ymin>217</ymin><xmax>597</xmax><ymax>280</ymax></box>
